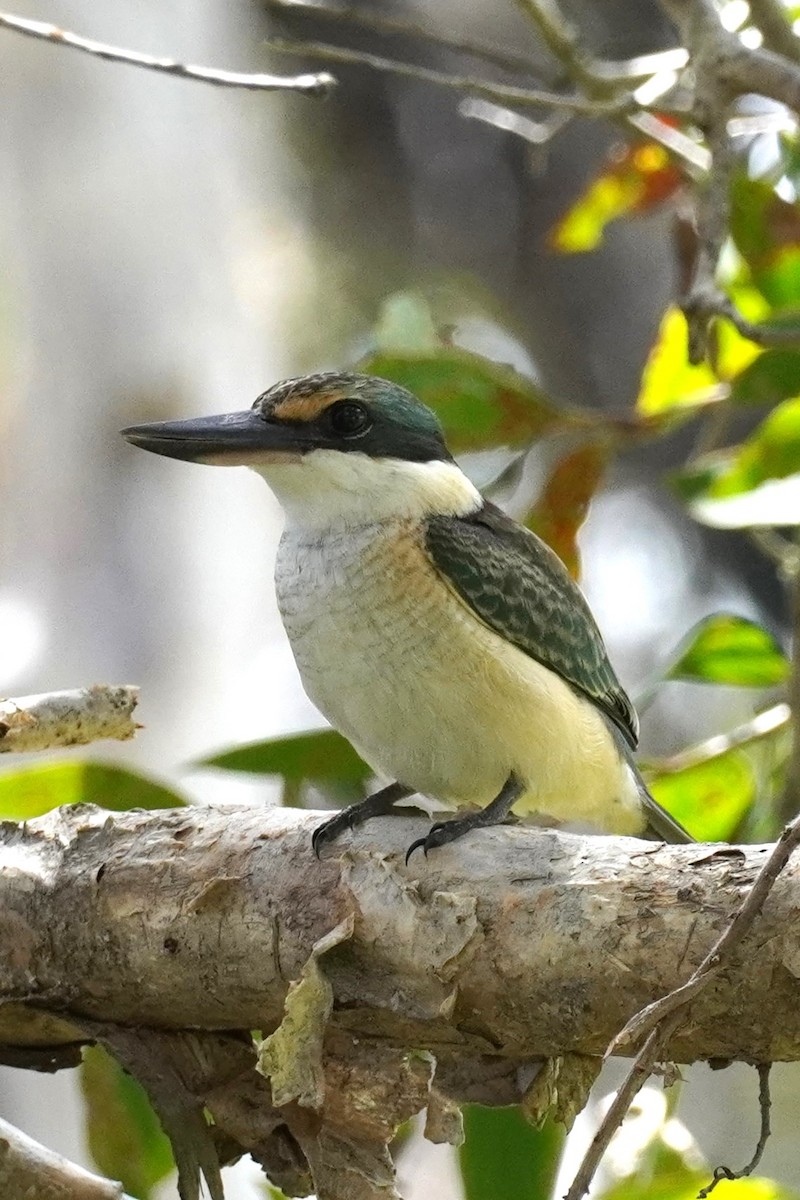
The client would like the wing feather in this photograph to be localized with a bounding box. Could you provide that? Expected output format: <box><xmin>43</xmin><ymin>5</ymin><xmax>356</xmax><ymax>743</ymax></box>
<box><xmin>424</xmin><ymin>502</ymin><xmax>639</xmax><ymax>748</ymax></box>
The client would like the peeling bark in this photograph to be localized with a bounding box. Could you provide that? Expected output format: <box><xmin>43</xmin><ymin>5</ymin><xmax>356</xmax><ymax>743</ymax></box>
<box><xmin>1</xmin><ymin>804</ymin><xmax>798</xmax><ymax>1198</ymax></box>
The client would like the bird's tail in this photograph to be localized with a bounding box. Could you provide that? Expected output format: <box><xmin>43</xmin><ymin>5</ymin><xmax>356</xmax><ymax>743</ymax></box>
<box><xmin>608</xmin><ymin>720</ymin><xmax>695</xmax><ymax>844</ymax></box>
<box><xmin>638</xmin><ymin>781</ymin><xmax>695</xmax><ymax>844</ymax></box>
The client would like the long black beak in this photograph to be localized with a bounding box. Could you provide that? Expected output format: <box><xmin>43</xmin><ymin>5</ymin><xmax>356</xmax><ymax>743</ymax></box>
<box><xmin>121</xmin><ymin>410</ymin><xmax>302</xmax><ymax>464</ymax></box>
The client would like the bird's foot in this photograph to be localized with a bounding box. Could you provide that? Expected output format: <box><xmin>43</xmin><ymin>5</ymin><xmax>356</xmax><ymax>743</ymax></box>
<box><xmin>312</xmin><ymin>805</ymin><xmax>365</xmax><ymax>858</ymax></box>
<box><xmin>405</xmin><ymin>774</ymin><xmax>524</xmax><ymax>864</ymax></box>
<box><xmin>312</xmin><ymin>781</ymin><xmax>412</xmax><ymax>858</ymax></box>
<box><xmin>405</xmin><ymin>815</ymin><xmax>484</xmax><ymax>864</ymax></box>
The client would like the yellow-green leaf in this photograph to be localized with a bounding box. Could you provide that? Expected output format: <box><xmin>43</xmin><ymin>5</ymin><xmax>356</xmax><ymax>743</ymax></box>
<box><xmin>81</xmin><ymin>1045</ymin><xmax>173</xmax><ymax>1200</ymax></box>
<box><xmin>668</xmin><ymin>614</ymin><xmax>788</xmax><ymax>687</ymax></box>
<box><xmin>673</xmin><ymin>395</ymin><xmax>800</xmax><ymax>526</ymax></box>
<box><xmin>646</xmin><ymin>750</ymin><xmax>755</xmax><ymax>842</ymax></box>
<box><xmin>550</xmin><ymin>142</ymin><xmax>682</xmax><ymax>254</ymax></box>
<box><xmin>636</xmin><ymin>308</ymin><xmax>719</xmax><ymax>416</ymax></box>
<box><xmin>0</xmin><ymin>760</ymin><xmax>185</xmax><ymax>821</ymax></box>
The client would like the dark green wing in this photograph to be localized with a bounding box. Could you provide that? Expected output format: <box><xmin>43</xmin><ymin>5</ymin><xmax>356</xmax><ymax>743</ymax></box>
<box><xmin>425</xmin><ymin>502</ymin><xmax>639</xmax><ymax>748</ymax></box>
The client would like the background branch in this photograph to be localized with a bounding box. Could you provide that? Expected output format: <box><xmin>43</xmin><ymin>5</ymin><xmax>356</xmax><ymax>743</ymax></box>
<box><xmin>0</xmin><ymin>685</ymin><xmax>139</xmax><ymax>753</ymax></box>
<box><xmin>0</xmin><ymin>1116</ymin><xmax>133</xmax><ymax>1200</ymax></box>
<box><xmin>0</xmin><ymin>10</ymin><xmax>335</xmax><ymax>95</ymax></box>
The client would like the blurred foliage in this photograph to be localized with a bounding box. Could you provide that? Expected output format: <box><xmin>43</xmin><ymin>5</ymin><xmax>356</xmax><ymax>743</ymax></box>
<box><xmin>525</xmin><ymin>443</ymin><xmax>610</xmax><ymax>579</ymax></box>
<box><xmin>0</xmin><ymin>759</ymin><xmax>185</xmax><ymax>820</ymax></box>
<box><xmin>201</xmin><ymin>726</ymin><xmax>370</xmax><ymax>807</ymax></box>
<box><xmin>11</xmin><ymin>85</ymin><xmax>800</xmax><ymax>1200</ymax></box>
<box><xmin>459</xmin><ymin>1107</ymin><xmax>563</xmax><ymax>1200</ymax></box>
<box><xmin>81</xmin><ymin>1046</ymin><xmax>174</xmax><ymax>1200</ymax></box>
<box><xmin>666</xmin><ymin>614</ymin><xmax>788</xmax><ymax>688</ymax></box>
<box><xmin>549</xmin><ymin>141</ymin><xmax>682</xmax><ymax>253</ymax></box>
<box><xmin>647</xmin><ymin>749</ymin><xmax>756</xmax><ymax>842</ymax></box>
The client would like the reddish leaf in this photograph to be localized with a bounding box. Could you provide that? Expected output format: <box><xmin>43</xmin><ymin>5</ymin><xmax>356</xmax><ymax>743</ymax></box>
<box><xmin>525</xmin><ymin>443</ymin><xmax>610</xmax><ymax>578</ymax></box>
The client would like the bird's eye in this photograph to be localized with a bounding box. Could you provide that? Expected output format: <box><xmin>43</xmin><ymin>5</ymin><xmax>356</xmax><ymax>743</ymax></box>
<box><xmin>328</xmin><ymin>400</ymin><xmax>372</xmax><ymax>437</ymax></box>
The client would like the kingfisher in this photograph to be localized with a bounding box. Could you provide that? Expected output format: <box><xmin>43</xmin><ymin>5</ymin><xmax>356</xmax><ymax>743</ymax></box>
<box><xmin>123</xmin><ymin>371</ymin><xmax>691</xmax><ymax>859</ymax></box>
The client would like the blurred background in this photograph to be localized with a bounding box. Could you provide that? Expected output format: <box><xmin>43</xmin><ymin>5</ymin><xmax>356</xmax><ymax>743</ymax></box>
<box><xmin>0</xmin><ymin>1</ymin><xmax>796</xmax><ymax>1197</ymax></box>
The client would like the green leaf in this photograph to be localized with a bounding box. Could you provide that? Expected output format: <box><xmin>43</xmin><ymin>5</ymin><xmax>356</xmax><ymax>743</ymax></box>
<box><xmin>683</xmin><ymin>473</ymin><xmax>800</xmax><ymax>528</ymax></box>
<box><xmin>730</xmin><ymin>349</ymin><xmax>800</xmax><ymax>406</ymax></box>
<box><xmin>201</xmin><ymin>728</ymin><xmax>370</xmax><ymax>783</ymax></box>
<box><xmin>646</xmin><ymin>749</ymin><xmax>755</xmax><ymax>842</ymax></box>
<box><xmin>0</xmin><ymin>760</ymin><xmax>186</xmax><ymax>820</ymax></box>
<box><xmin>731</xmin><ymin>174</ymin><xmax>800</xmax><ymax>308</ymax></box>
<box><xmin>459</xmin><ymin>1106</ymin><xmax>563</xmax><ymax>1200</ymax></box>
<box><xmin>673</xmin><ymin>395</ymin><xmax>800</xmax><ymax>525</ymax></box>
<box><xmin>668</xmin><ymin>614</ymin><xmax>788</xmax><ymax>687</ymax></box>
<box><xmin>358</xmin><ymin>347</ymin><xmax>572</xmax><ymax>453</ymax></box>
<box><xmin>81</xmin><ymin>1045</ymin><xmax>173</xmax><ymax>1200</ymax></box>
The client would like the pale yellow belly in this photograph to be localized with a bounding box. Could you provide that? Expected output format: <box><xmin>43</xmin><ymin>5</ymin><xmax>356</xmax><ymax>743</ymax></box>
<box><xmin>276</xmin><ymin>521</ymin><xmax>644</xmax><ymax>836</ymax></box>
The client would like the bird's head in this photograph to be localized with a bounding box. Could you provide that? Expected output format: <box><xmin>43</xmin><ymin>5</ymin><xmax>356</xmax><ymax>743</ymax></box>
<box><xmin>122</xmin><ymin>372</ymin><xmax>480</xmax><ymax>527</ymax></box>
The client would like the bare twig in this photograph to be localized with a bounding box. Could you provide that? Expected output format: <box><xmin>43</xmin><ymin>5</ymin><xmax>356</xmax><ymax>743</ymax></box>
<box><xmin>644</xmin><ymin>703</ymin><xmax>789</xmax><ymax>775</ymax></box>
<box><xmin>748</xmin><ymin>0</ymin><xmax>800</xmax><ymax>63</ymax></box>
<box><xmin>564</xmin><ymin>817</ymin><xmax>799</xmax><ymax>1200</ymax></box>
<box><xmin>271</xmin><ymin>0</ymin><xmax>688</xmax><ymax>86</ymax></box>
<box><xmin>563</xmin><ymin>1012</ymin><xmax>685</xmax><ymax>1200</ymax></box>
<box><xmin>0</xmin><ymin>11</ymin><xmax>334</xmax><ymax>95</ymax></box>
<box><xmin>267</xmin><ymin>0</ymin><xmax>542</xmax><ymax>76</ymax></box>
<box><xmin>267</xmin><ymin>36</ymin><xmax>627</xmax><ymax>113</ymax></box>
<box><xmin>697</xmin><ymin>1063</ymin><xmax>772</xmax><ymax>1196</ymax></box>
<box><xmin>610</xmin><ymin>814</ymin><xmax>800</xmax><ymax>1055</ymax></box>
<box><xmin>0</xmin><ymin>1115</ymin><xmax>134</xmax><ymax>1200</ymax></box>
<box><xmin>0</xmin><ymin>684</ymin><xmax>139</xmax><ymax>752</ymax></box>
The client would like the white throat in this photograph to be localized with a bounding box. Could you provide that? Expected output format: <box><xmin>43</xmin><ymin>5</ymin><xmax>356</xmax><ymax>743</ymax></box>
<box><xmin>252</xmin><ymin>449</ymin><xmax>482</xmax><ymax>530</ymax></box>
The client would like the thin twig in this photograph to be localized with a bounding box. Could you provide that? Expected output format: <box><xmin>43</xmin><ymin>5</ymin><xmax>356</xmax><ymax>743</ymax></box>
<box><xmin>0</xmin><ymin>685</ymin><xmax>140</xmax><ymax>752</ymax></box>
<box><xmin>697</xmin><ymin>1063</ymin><xmax>772</xmax><ymax>1196</ymax></box>
<box><xmin>270</xmin><ymin>0</ymin><xmax>688</xmax><ymax>86</ymax></box>
<box><xmin>608</xmin><ymin>813</ymin><xmax>800</xmax><ymax>1056</ymax></box>
<box><xmin>565</xmin><ymin>818</ymin><xmax>799</xmax><ymax>1200</ymax></box>
<box><xmin>267</xmin><ymin>36</ymin><xmax>627</xmax><ymax>113</ymax></box>
<box><xmin>683</xmin><ymin>116</ymin><xmax>736</xmax><ymax>363</ymax></box>
<box><xmin>0</xmin><ymin>11</ymin><xmax>335</xmax><ymax>95</ymax></box>
<box><xmin>563</xmin><ymin>1012</ymin><xmax>684</xmax><ymax>1200</ymax></box>
<box><xmin>644</xmin><ymin>704</ymin><xmax>790</xmax><ymax>775</ymax></box>
<box><xmin>267</xmin><ymin>0</ymin><xmax>542</xmax><ymax>76</ymax></box>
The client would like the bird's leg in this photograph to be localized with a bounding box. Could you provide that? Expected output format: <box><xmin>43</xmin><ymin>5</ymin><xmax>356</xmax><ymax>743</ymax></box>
<box><xmin>405</xmin><ymin>773</ymin><xmax>524</xmax><ymax>863</ymax></box>
<box><xmin>312</xmin><ymin>781</ymin><xmax>414</xmax><ymax>857</ymax></box>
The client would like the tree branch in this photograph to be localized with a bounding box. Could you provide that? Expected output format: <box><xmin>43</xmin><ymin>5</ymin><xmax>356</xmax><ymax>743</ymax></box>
<box><xmin>4</xmin><ymin>804</ymin><xmax>799</xmax><ymax>1062</ymax></box>
<box><xmin>748</xmin><ymin>0</ymin><xmax>800</xmax><ymax>63</ymax></box>
<box><xmin>0</xmin><ymin>11</ymin><xmax>335</xmax><ymax>96</ymax></box>
<box><xmin>5</xmin><ymin>804</ymin><xmax>800</xmax><ymax>1198</ymax></box>
<box><xmin>0</xmin><ymin>1116</ymin><xmax>133</xmax><ymax>1200</ymax></box>
<box><xmin>0</xmin><ymin>685</ymin><xmax>139</xmax><ymax>752</ymax></box>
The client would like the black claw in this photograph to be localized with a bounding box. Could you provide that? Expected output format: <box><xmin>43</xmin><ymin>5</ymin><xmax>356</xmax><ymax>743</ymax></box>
<box><xmin>405</xmin><ymin>836</ymin><xmax>428</xmax><ymax>865</ymax></box>
<box><xmin>311</xmin><ymin>812</ymin><xmax>352</xmax><ymax>858</ymax></box>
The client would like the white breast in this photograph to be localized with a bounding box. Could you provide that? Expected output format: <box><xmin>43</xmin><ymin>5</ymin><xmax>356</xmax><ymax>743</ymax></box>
<box><xmin>275</xmin><ymin>520</ymin><xmax>644</xmax><ymax>836</ymax></box>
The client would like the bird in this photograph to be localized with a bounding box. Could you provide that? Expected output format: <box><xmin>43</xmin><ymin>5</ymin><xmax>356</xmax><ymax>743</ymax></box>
<box><xmin>122</xmin><ymin>371</ymin><xmax>692</xmax><ymax>860</ymax></box>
